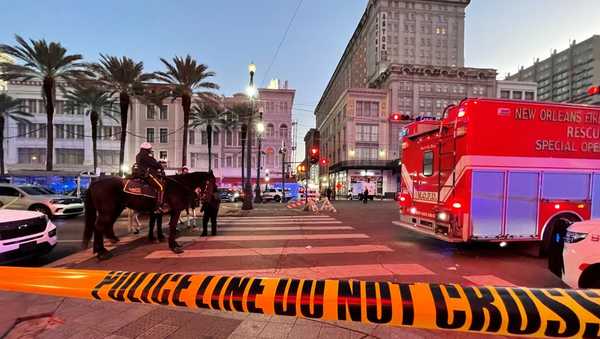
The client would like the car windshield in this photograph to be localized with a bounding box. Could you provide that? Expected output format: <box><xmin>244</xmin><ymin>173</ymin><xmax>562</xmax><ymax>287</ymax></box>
<box><xmin>19</xmin><ymin>186</ymin><xmax>51</xmax><ymax>195</ymax></box>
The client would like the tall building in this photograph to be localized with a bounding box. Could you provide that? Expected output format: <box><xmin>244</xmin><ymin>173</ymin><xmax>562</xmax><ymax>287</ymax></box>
<box><xmin>507</xmin><ymin>35</ymin><xmax>600</xmax><ymax>105</ymax></box>
<box><xmin>0</xmin><ymin>53</ymin><xmax>12</xmax><ymax>91</ymax></box>
<box><xmin>4</xmin><ymin>80</ymin><xmax>295</xmax><ymax>188</ymax></box>
<box><xmin>315</xmin><ymin>0</ymin><xmax>496</xmax><ymax>199</ymax></box>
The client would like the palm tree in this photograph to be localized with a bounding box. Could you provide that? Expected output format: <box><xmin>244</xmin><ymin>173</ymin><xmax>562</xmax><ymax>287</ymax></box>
<box><xmin>88</xmin><ymin>55</ymin><xmax>153</xmax><ymax>175</ymax></box>
<box><xmin>226</xmin><ymin>101</ymin><xmax>256</xmax><ymax>210</ymax></box>
<box><xmin>63</xmin><ymin>82</ymin><xmax>118</xmax><ymax>174</ymax></box>
<box><xmin>0</xmin><ymin>94</ymin><xmax>33</xmax><ymax>175</ymax></box>
<box><xmin>154</xmin><ymin>55</ymin><xmax>219</xmax><ymax>167</ymax></box>
<box><xmin>190</xmin><ymin>101</ymin><xmax>228</xmax><ymax>172</ymax></box>
<box><xmin>0</xmin><ymin>35</ymin><xmax>88</xmax><ymax>170</ymax></box>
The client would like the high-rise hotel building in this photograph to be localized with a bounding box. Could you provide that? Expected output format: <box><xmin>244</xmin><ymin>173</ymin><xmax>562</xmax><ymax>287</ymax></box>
<box><xmin>315</xmin><ymin>0</ymin><xmax>497</xmax><ymax>198</ymax></box>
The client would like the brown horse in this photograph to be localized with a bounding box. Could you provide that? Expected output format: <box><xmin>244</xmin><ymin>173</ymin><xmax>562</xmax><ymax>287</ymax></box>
<box><xmin>83</xmin><ymin>171</ymin><xmax>213</xmax><ymax>259</ymax></box>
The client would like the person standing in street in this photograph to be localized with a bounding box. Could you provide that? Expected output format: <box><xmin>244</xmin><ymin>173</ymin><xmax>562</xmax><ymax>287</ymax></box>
<box><xmin>201</xmin><ymin>177</ymin><xmax>221</xmax><ymax>236</ymax></box>
<box><xmin>362</xmin><ymin>187</ymin><xmax>369</xmax><ymax>204</ymax></box>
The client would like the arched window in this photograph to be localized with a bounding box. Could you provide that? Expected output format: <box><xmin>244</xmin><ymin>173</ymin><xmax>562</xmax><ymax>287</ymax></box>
<box><xmin>266</xmin><ymin>123</ymin><xmax>275</xmax><ymax>138</ymax></box>
<box><xmin>280</xmin><ymin>124</ymin><xmax>288</xmax><ymax>139</ymax></box>
<box><xmin>265</xmin><ymin>147</ymin><xmax>275</xmax><ymax>167</ymax></box>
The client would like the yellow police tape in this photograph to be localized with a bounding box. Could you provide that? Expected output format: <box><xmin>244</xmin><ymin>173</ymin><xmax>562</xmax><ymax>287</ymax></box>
<box><xmin>0</xmin><ymin>267</ymin><xmax>598</xmax><ymax>338</ymax></box>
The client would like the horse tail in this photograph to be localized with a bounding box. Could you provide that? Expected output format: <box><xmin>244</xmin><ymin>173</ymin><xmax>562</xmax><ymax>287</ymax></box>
<box><xmin>82</xmin><ymin>189</ymin><xmax>96</xmax><ymax>249</ymax></box>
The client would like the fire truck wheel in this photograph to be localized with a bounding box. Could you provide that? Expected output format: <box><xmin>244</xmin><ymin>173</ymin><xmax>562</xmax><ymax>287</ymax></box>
<box><xmin>539</xmin><ymin>214</ymin><xmax>580</xmax><ymax>258</ymax></box>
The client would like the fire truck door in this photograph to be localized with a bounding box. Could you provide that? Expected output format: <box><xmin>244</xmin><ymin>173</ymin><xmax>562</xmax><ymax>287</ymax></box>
<box><xmin>471</xmin><ymin>171</ymin><xmax>505</xmax><ymax>238</ymax></box>
<box><xmin>505</xmin><ymin>172</ymin><xmax>539</xmax><ymax>237</ymax></box>
<box><xmin>591</xmin><ymin>174</ymin><xmax>600</xmax><ymax>219</ymax></box>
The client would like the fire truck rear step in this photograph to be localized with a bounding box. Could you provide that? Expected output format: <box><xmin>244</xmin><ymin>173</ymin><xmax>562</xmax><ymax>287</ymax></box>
<box><xmin>392</xmin><ymin>221</ymin><xmax>462</xmax><ymax>243</ymax></box>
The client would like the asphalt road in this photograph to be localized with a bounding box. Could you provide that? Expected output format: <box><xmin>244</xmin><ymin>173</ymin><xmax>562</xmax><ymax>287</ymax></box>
<box><xmin>50</xmin><ymin>200</ymin><xmax>563</xmax><ymax>288</ymax></box>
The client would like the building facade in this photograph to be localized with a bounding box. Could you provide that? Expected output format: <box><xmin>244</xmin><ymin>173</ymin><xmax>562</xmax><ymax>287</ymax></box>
<box><xmin>4</xmin><ymin>81</ymin><xmax>122</xmax><ymax>174</ymax></box>
<box><xmin>507</xmin><ymin>35</ymin><xmax>600</xmax><ymax>105</ymax></box>
<box><xmin>496</xmin><ymin>80</ymin><xmax>538</xmax><ymax>101</ymax></box>
<box><xmin>315</xmin><ymin>0</ymin><xmax>496</xmax><ymax>198</ymax></box>
<box><xmin>4</xmin><ymin>80</ymin><xmax>295</xmax><ymax>187</ymax></box>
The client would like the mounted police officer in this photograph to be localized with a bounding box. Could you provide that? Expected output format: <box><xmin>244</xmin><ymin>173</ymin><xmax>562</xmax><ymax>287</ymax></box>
<box><xmin>135</xmin><ymin>142</ymin><xmax>167</xmax><ymax>213</ymax></box>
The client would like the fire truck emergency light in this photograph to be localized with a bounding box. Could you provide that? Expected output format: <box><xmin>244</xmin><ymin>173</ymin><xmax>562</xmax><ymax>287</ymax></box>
<box><xmin>452</xmin><ymin>202</ymin><xmax>462</xmax><ymax>209</ymax></box>
<box><xmin>588</xmin><ymin>86</ymin><xmax>600</xmax><ymax>96</ymax></box>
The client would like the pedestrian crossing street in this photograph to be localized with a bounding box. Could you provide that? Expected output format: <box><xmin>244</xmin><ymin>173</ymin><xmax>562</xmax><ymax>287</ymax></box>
<box><xmin>141</xmin><ymin>214</ymin><xmax>515</xmax><ymax>285</ymax></box>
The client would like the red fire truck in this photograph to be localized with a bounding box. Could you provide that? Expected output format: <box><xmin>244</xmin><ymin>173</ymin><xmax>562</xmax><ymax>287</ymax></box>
<box><xmin>396</xmin><ymin>98</ymin><xmax>600</xmax><ymax>254</ymax></box>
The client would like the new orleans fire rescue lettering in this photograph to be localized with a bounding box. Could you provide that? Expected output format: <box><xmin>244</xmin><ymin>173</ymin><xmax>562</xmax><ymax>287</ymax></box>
<box><xmin>514</xmin><ymin>106</ymin><xmax>600</xmax><ymax>154</ymax></box>
<box><xmin>89</xmin><ymin>271</ymin><xmax>600</xmax><ymax>337</ymax></box>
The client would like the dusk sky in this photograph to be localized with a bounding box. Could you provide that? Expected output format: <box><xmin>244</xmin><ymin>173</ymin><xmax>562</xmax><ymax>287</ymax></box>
<box><xmin>2</xmin><ymin>0</ymin><xmax>599</xmax><ymax>160</ymax></box>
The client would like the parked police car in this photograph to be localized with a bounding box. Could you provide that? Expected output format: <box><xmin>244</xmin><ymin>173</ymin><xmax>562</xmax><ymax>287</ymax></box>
<box><xmin>0</xmin><ymin>209</ymin><xmax>57</xmax><ymax>263</ymax></box>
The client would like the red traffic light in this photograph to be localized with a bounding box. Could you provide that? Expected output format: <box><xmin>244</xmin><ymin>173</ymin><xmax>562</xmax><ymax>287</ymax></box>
<box><xmin>390</xmin><ymin>113</ymin><xmax>411</xmax><ymax>122</ymax></box>
<box><xmin>391</xmin><ymin>113</ymin><xmax>401</xmax><ymax>121</ymax></box>
<box><xmin>588</xmin><ymin>86</ymin><xmax>600</xmax><ymax>97</ymax></box>
<box><xmin>310</xmin><ymin>148</ymin><xmax>318</xmax><ymax>155</ymax></box>
<box><xmin>320</xmin><ymin>158</ymin><xmax>328</xmax><ymax>165</ymax></box>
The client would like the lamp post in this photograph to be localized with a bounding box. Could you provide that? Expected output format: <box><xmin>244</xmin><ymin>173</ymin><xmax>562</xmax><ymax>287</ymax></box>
<box><xmin>279</xmin><ymin>145</ymin><xmax>287</xmax><ymax>203</ymax></box>
<box><xmin>254</xmin><ymin>113</ymin><xmax>264</xmax><ymax>203</ymax></box>
<box><xmin>242</xmin><ymin>62</ymin><xmax>257</xmax><ymax>210</ymax></box>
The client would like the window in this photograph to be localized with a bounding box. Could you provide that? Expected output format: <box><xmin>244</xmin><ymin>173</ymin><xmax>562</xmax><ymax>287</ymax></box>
<box><xmin>17</xmin><ymin>148</ymin><xmax>45</xmax><ymax>164</ymax></box>
<box><xmin>512</xmin><ymin>91</ymin><xmax>523</xmax><ymax>100</ymax></box>
<box><xmin>423</xmin><ymin>151</ymin><xmax>434</xmax><ymax>177</ymax></box>
<box><xmin>356</xmin><ymin>147</ymin><xmax>378</xmax><ymax>160</ymax></box>
<box><xmin>17</xmin><ymin>122</ymin><xmax>28</xmax><ymax>137</ymax></box>
<box><xmin>76</xmin><ymin>125</ymin><xmax>84</xmax><ymax>139</ymax></box>
<box><xmin>266</xmin><ymin>124</ymin><xmax>274</xmax><ymax>138</ymax></box>
<box><xmin>226</xmin><ymin>156</ymin><xmax>232</xmax><ymax>167</ymax></box>
<box><xmin>98</xmin><ymin>150</ymin><xmax>119</xmax><ymax>165</ymax></box>
<box><xmin>201</xmin><ymin>130</ymin><xmax>207</xmax><ymax>145</ymax></box>
<box><xmin>38</xmin><ymin>124</ymin><xmax>47</xmax><ymax>139</ymax></box>
<box><xmin>280</xmin><ymin>124</ymin><xmax>288</xmax><ymax>139</ymax></box>
<box><xmin>500</xmin><ymin>90</ymin><xmax>510</xmax><ymax>99</ymax></box>
<box><xmin>226</xmin><ymin>130</ymin><xmax>233</xmax><ymax>146</ymax></box>
<box><xmin>356</xmin><ymin>101</ymin><xmax>379</xmax><ymax>117</ymax></box>
<box><xmin>356</xmin><ymin>124</ymin><xmax>378</xmax><ymax>143</ymax></box>
<box><xmin>525</xmin><ymin>91</ymin><xmax>535</xmax><ymax>100</ymax></box>
<box><xmin>56</xmin><ymin>148</ymin><xmax>84</xmax><ymax>165</ymax></box>
<box><xmin>213</xmin><ymin>130</ymin><xmax>219</xmax><ymax>146</ymax></box>
<box><xmin>55</xmin><ymin>124</ymin><xmax>65</xmax><ymax>139</ymax></box>
<box><xmin>146</xmin><ymin>128</ymin><xmax>155</xmax><ymax>143</ymax></box>
<box><xmin>265</xmin><ymin>148</ymin><xmax>275</xmax><ymax>167</ymax></box>
<box><xmin>159</xmin><ymin>105</ymin><xmax>168</xmax><ymax>120</ymax></box>
<box><xmin>159</xmin><ymin>151</ymin><xmax>168</xmax><ymax>161</ymax></box>
<box><xmin>0</xmin><ymin>186</ymin><xmax>22</xmax><ymax>197</ymax></box>
<box><xmin>159</xmin><ymin>128</ymin><xmax>168</xmax><ymax>143</ymax></box>
<box><xmin>147</xmin><ymin>105</ymin><xmax>156</xmax><ymax>120</ymax></box>
<box><xmin>189</xmin><ymin>130</ymin><xmax>195</xmax><ymax>145</ymax></box>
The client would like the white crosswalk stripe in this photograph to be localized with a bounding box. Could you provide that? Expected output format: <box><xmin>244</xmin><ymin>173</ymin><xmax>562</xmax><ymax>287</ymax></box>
<box><xmin>143</xmin><ymin>214</ymin><xmax>439</xmax><ymax>280</ymax></box>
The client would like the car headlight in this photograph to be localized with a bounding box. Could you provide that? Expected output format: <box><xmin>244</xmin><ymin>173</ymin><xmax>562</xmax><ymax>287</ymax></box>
<box><xmin>233</xmin><ymin>192</ymin><xmax>240</xmax><ymax>198</ymax></box>
<box><xmin>564</xmin><ymin>231</ymin><xmax>588</xmax><ymax>243</ymax></box>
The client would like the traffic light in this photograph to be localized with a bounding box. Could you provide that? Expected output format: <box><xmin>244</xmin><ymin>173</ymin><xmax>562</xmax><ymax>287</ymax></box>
<box><xmin>320</xmin><ymin>158</ymin><xmax>328</xmax><ymax>166</ymax></box>
<box><xmin>588</xmin><ymin>86</ymin><xmax>600</xmax><ymax>97</ymax></box>
<box><xmin>389</xmin><ymin>113</ymin><xmax>411</xmax><ymax>122</ymax></box>
<box><xmin>309</xmin><ymin>147</ymin><xmax>319</xmax><ymax>164</ymax></box>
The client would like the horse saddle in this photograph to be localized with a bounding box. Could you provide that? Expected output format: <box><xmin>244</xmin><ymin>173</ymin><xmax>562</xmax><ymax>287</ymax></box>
<box><xmin>123</xmin><ymin>178</ymin><xmax>158</xmax><ymax>199</ymax></box>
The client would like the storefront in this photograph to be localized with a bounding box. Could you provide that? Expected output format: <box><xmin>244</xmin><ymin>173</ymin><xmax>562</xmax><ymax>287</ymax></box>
<box><xmin>327</xmin><ymin>160</ymin><xmax>399</xmax><ymax>199</ymax></box>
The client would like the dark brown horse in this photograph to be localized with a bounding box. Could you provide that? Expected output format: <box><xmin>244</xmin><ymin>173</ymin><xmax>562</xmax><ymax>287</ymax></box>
<box><xmin>83</xmin><ymin>171</ymin><xmax>213</xmax><ymax>259</ymax></box>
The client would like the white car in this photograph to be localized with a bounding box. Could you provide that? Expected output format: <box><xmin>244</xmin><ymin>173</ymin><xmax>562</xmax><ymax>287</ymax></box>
<box><xmin>261</xmin><ymin>188</ymin><xmax>291</xmax><ymax>202</ymax></box>
<box><xmin>0</xmin><ymin>184</ymin><xmax>84</xmax><ymax>218</ymax></box>
<box><xmin>560</xmin><ymin>220</ymin><xmax>600</xmax><ymax>288</ymax></box>
<box><xmin>0</xmin><ymin>209</ymin><xmax>57</xmax><ymax>263</ymax></box>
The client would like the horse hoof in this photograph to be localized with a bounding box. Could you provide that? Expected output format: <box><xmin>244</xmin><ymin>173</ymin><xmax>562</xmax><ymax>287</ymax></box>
<box><xmin>170</xmin><ymin>246</ymin><xmax>184</xmax><ymax>254</ymax></box>
<box><xmin>97</xmin><ymin>251</ymin><xmax>113</xmax><ymax>261</ymax></box>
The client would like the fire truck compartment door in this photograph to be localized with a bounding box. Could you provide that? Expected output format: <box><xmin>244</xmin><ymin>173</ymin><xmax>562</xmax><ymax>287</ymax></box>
<box><xmin>505</xmin><ymin>172</ymin><xmax>539</xmax><ymax>237</ymax></box>
<box><xmin>591</xmin><ymin>174</ymin><xmax>600</xmax><ymax>219</ymax></box>
<box><xmin>471</xmin><ymin>171</ymin><xmax>505</xmax><ymax>238</ymax></box>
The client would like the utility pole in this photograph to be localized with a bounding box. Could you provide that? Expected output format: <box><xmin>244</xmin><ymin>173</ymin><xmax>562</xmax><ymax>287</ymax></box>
<box><xmin>280</xmin><ymin>144</ymin><xmax>287</xmax><ymax>203</ymax></box>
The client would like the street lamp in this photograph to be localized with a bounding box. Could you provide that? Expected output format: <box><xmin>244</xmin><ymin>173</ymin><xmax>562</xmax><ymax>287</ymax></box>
<box><xmin>279</xmin><ymin>145</ymin><xmax>287</xmax><ymax>203</ymax></box>
<box><xmin>254</xmin><ymin>111</ymin><xmax>264</xmax><ymax>203</ymax></box>
<box><xmin>242</xmin><ymin>62</ymin><xmax>257</xmax><ymax>210</ymax></box>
